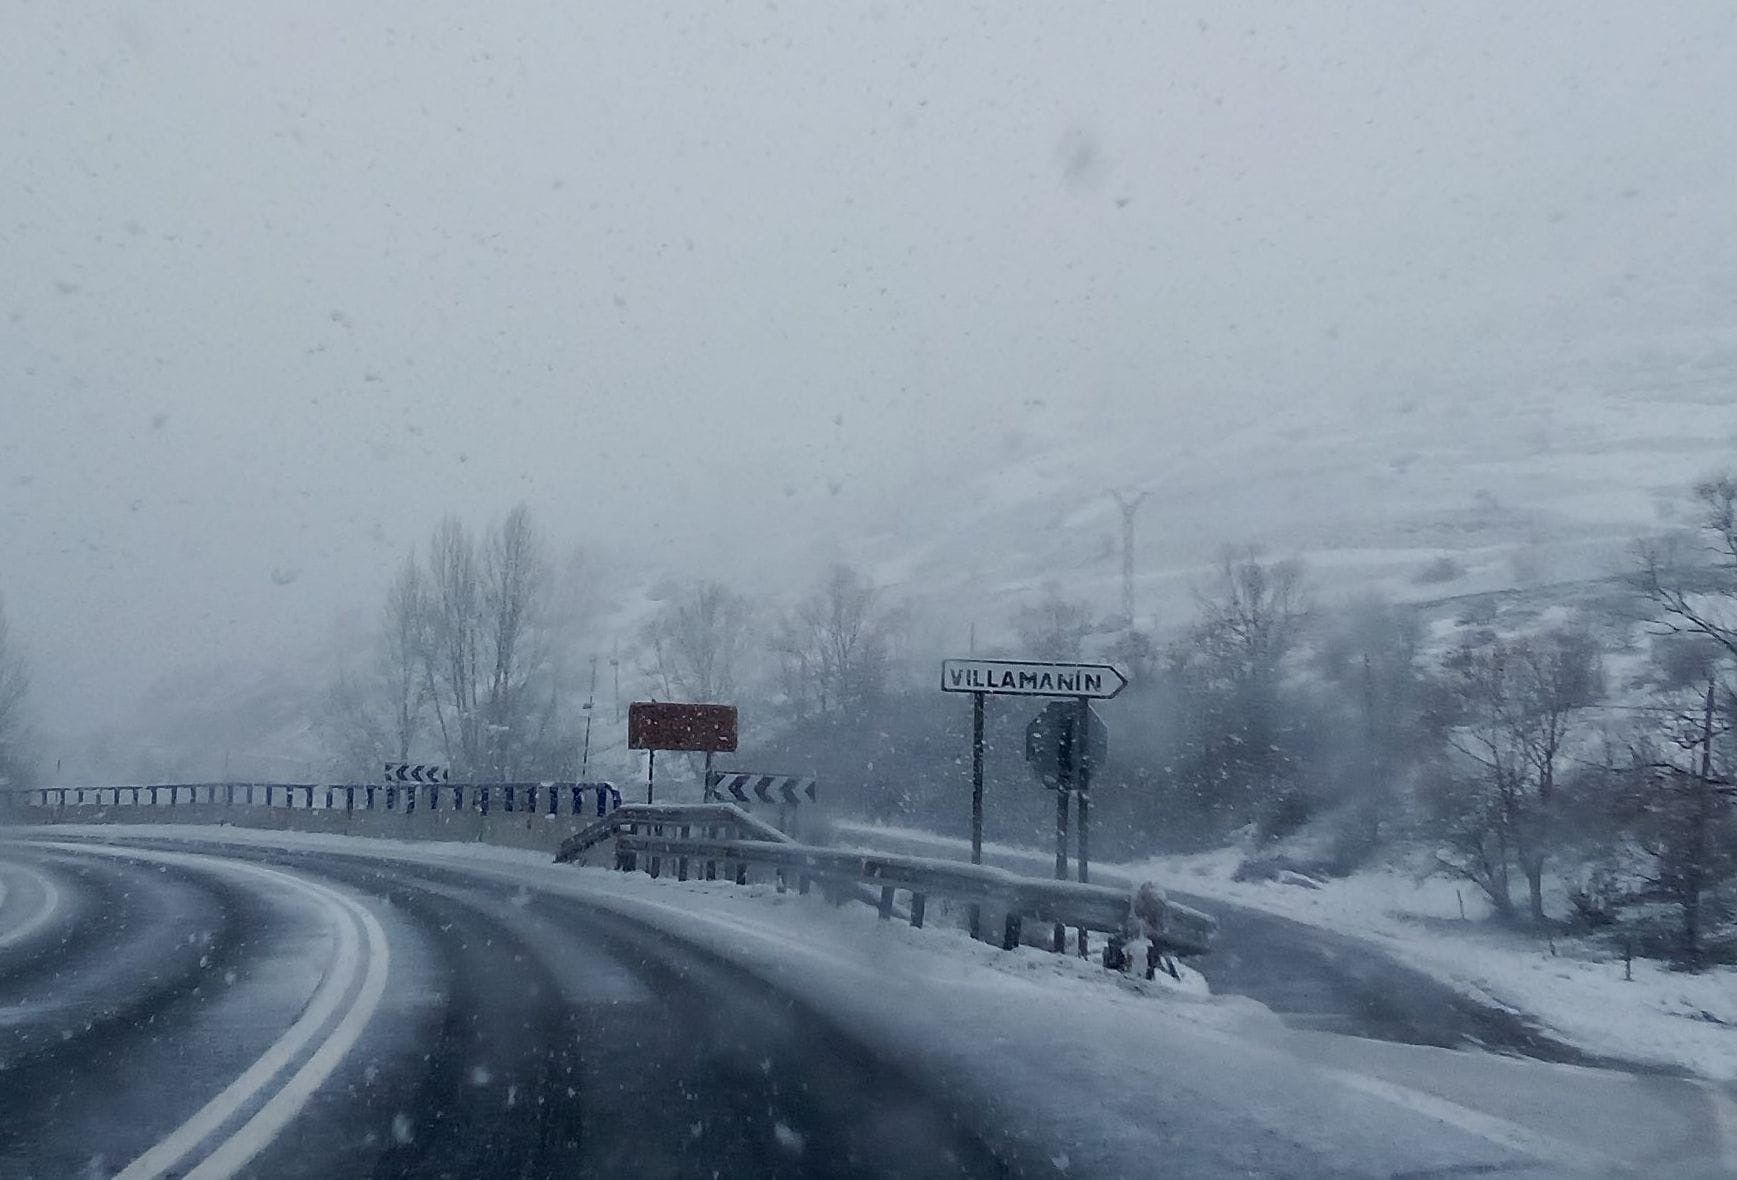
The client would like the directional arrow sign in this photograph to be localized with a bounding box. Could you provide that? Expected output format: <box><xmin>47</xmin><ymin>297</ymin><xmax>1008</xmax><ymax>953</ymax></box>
<box><xmin>940</xmin><ymin>658</ymin><xmax>1128</xmax><ymax>700</ymax></box>
<box><xmin>384</xmin><ymin>763</ymin><xmax>448</xmax><ymax>784</ymax></box>
<box><xmin>706</xmin><ymin>771</ymin><xmax>817</xmax><ymax>806</ymax></box>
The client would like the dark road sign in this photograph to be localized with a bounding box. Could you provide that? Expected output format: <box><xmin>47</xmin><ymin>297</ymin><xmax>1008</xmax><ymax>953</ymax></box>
<box><xmin>1025</xmin><ymin>701</ymin><xmax>1107</xmax><ymax>788</ymax></box>
<box><xmin>384</xmin><ymin>763</ymin><xmax>448</xmax><ymax>784</ymax></box>
<box><xmin>706</xmin><ymin>771</ymin><xmax>817</xmax><ymax>805</ymax></box>
<box><xmin>942</xmin><ymin>658</ymin><xmax>1128</xmax><ymax>699</ymax></box>
<box><xmin>627</xmin><ymin>702</ymin><xmax>739</xmax><ymax>753</ymax></box>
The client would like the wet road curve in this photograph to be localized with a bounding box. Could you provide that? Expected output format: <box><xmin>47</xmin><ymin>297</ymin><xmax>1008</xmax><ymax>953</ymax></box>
<box><xmin>0</xmin><ymin>838</ymin><xmax>1005</xmax><ymax>1179</ymax></box>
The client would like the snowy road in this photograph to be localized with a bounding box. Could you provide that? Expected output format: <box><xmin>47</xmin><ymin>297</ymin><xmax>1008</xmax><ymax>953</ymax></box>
<box><xmin>0</xmin><ymin>838</ymin><xmax>997</xmax><ymax>1177</ymax></box>
<box><xmin>1</xmin><ymin>830</ymin><xmax>1732</xmax><ymax>1177</ymax></box>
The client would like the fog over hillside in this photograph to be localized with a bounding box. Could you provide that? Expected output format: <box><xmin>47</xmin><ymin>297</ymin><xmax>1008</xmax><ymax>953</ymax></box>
<box><xmin>5</xmin><ymin>2</ymin><xmax>1737</xmax><ymax>773</ymax></box>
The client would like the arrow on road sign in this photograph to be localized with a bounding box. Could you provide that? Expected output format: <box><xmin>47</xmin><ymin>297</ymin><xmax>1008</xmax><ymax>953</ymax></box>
<box><xmin>706</xmin><ymin>771</ymin><xmax>817</xmax><ymax>806</ymax></box>
<box><xmin>384</xmin><ymin>763</ymin><xmax>448</xmax><ymax>784</ymax></box>
<box><xmin>941</xmin><ymin>658</ymin><xmax>1128</xmax><ymax>699</ymax></box>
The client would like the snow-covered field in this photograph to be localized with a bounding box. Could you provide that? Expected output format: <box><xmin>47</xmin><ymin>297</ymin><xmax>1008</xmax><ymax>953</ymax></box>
<box><xmin>1138</xmin><ymin>846</ymin><xmax>1737</xmax><ymax>1083</ymax></box>
<box><xmin>837</xmin><ymin>819</ymin><xmax>1737</xmax><ymax>1083</ymax></box>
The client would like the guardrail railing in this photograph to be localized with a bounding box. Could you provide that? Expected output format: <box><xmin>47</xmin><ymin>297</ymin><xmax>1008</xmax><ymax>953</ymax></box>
<box><xmin>0</xmin><ymin>781</ymin><xmax>623</xmax><ymax>819</ymax></box>
<box><xmin>555</xmin><ymin>802</ymin><xmax>1217</xmax><ymax>969</ymax></box>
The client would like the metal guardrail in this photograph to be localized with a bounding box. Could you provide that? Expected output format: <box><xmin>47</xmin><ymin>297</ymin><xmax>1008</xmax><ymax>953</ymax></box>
<box><xmin>556</xmin><ymin>803</ymin><xmax>1217</xmax><ymax>962</ymax></box>
<box><xmin>0</xmin><ymin>781</ymin><xmax>623</xmax><ymax>819</ymax></box>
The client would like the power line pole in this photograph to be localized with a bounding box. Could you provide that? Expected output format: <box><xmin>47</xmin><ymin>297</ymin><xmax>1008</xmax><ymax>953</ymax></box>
<box><xmin>579</xmin><ymin>655</ymin><xmax>599</xmax><ymax>780</ymax></box>
<box><xmin>1110</xmin><ymin>489</ymin><xmax>1148</xmax><ymax>626</ymax></box>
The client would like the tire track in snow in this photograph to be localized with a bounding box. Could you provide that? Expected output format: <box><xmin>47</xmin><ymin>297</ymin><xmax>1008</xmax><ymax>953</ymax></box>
<box><xmin>0</xmin><ymin>859</ymin><xmax>62</xmax><ymax>950</ymax></box>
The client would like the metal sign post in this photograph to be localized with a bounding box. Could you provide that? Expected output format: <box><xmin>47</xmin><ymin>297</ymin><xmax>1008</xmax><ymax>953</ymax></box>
<box><xmin>1053</xmin><ymin>719</ymin><xmax>1071</xmax><ymax>953</ymax></box>
<box><xmin>1075</xmin><ymin>695</ymin><xmax>1093</xmax><ymax>957</ymax></box>
<box><xmin>970</xmin><ymin>690</ymin><xmax>986</xmax><ymax>939</ymax></box>
<box><xmin>1023</xmin><ymin>696</ymin><xmax>1110</xmax><ymax>955</ymax></box>
<box><xmin>945</xmin><ymin>657</ymin><xmax>1125</xmax><ymax>947</ymax></box>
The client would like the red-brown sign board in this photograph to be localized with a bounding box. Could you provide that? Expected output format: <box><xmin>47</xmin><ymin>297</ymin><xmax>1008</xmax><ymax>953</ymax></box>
<box><xmin>627</xmin><ymin>702</ymin><xmax>738</xmax><ymax>753</ymax></box>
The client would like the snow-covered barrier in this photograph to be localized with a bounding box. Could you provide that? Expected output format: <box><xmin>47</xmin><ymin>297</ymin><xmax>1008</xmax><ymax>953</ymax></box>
<box><xmin>558</xmin><ymin>802</ymin><xmax>1218</xmax><ymax>963</ymax></box>
<box><xmin>0</xmin><ymin>782</ymin><xmax>624</xmax><ymax>854</ymax></box>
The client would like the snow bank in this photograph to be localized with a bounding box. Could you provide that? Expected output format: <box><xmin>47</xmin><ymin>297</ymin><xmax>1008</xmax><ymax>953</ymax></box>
<box><xmin>1139</xmin><ymin>851</ymin><xmax>1737</xmax><ymax>1083</ymax></box>
<box><xmin>840</xmin><ymin>820</ymin><xmax>1737</xmax><ymax>1083</ymax></box>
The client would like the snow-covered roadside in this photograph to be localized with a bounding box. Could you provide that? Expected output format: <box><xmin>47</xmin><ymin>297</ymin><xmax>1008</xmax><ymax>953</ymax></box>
<box><xmin>13</xmin><ymin>823</ymin><xmax>1667</xmax><ymax>1175</ymax></box>
<box><xmin>833</xmin><ymin>820</ymin><xmax>1737</xmax><ymax>1083</ymax></box>
<box><xmin>1136</xmin><ymin>846</ymin><xmax>1737</xmax><ymax>1083</ymax></box>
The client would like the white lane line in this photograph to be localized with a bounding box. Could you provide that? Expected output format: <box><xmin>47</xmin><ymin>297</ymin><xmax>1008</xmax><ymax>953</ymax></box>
<box><xmin>114</xmin><ymin>867</ymin><xmax>361</xmax><ymax>1180</ymax></box>
<box><xmin>29</xmin><ymin>843</ymin><xmax>389</xmax><ymax>1180</ymax></box>
<box><xmin>186</xmin><ymin>890</ymin><xmax>390</xmax><ymax>1179</ymax></box>
<box><xmin>1324</xmin><ymin>1068</ymin><xmax>1615</xmax><ymax>1174</ymax></box>
<box><xmin>0</xmin><ymin>862</ymin><xmax>63</xmax><ymax>950</ymax></box>
<box><xmin>1706</xmin><ymin>1082</ymin><xmax>1737</xmax><ymax>1174</ymax></box>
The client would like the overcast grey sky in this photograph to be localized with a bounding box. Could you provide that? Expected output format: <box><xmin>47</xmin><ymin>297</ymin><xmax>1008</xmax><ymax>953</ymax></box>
<box><xmin>5</xmin><ymin>2</ymin><xmax>1737</xmax><ymax>731</ymax></box>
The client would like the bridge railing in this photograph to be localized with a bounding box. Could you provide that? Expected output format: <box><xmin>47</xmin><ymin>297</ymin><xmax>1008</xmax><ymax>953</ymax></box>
<box><xmin>556</xmin><ymin>802</ymin><xmax>1217</xmax><ymax>965</ymax></box>
<box><xmin>0</xmin><ymin>781</ymin><xmax>623</xmax><ymax>819</ymax></box>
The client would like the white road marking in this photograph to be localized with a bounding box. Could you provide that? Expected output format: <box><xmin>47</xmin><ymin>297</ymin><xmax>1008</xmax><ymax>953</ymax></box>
<box><xmin>28</xmin><ymin>843</ymin><xmax>389</xmax><ymax>1180</ymax></box>
<box><xmin>186</xmin><ymin>889</ymin><xmax>390</xmax><ymax>1179</ymax></box>
<box><xmin>1705</xmin><ymin>1081</ymin><xmax>1737</xmax><ymax>1174</ymax></box>
<box><xmin>0</xmin><ymin>862</ymin><xmax>63</xmax><ymax>950</ymax></box>
<box><xmin>1324</xmin><ymin>1067</ymin><xmax>1615</xmax><ymax>1174</ymax></box>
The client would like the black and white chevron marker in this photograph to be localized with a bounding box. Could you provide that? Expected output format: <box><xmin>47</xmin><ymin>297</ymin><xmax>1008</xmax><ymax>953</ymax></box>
<box><xmin>383</xmin><ymin>763</ymin><xmax>449</xmax><ymax>784</ymax></box>
<box><xmin>706</xmin><ymin>771</ymin><xmax>817</xmax><ymax>806</ymax></box>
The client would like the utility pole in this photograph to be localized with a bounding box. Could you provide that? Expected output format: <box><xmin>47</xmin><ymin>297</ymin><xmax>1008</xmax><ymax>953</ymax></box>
<box><xmin>1110</xmin><ymin>489</ymin><xmax>1148</xmax><ymax>627</ymax></box>
<box><xmin>579</xmin><ymin>655</ymin><xmax>599</xmax><ymax>780</ymax></box>
<box><xmin>610</xmin><ymin>641</ymin><xmax>622</xmax><ymax>723</ymax></box>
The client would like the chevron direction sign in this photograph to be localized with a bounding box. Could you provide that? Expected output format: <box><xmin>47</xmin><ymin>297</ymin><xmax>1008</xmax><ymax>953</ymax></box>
<box><xmin>706</xmin><ymin>771</ymin><xmax>817</xmax><ymax>806</ymax></box>
<box><xmin>383</xmin><ymin>763</ymin><xmax>449</xmax><ymax>784</ymax></box>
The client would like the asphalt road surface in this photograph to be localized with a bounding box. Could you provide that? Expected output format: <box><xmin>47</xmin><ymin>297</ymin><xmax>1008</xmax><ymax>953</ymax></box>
<box><xmin>3</xmin><ymin>830</ymin><xmax>1733</xmax><ymax>1178</ymax></box>
<box><xmin>0</xmin><ymin>837</ymin><xmax>1003</xmax><ymax>1179</ymax></box>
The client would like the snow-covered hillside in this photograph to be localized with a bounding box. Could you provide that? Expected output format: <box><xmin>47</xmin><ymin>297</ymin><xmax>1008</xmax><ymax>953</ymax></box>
<box><xmin>865</xmin><ymin>342</ymin><xmax>1737</xmax><ymax>644</ymax></box>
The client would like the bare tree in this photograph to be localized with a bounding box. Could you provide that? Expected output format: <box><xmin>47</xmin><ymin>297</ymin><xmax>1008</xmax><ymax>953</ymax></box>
<box><xmin>1190</xmin><ymin>548</ymin><xmax>1309</xmax><ymax>691</ymax></box>
<box><xmin>1011</xmin><ymin>586</ymin><xmax>1096</xmax><ymax>661</ymax></box>
<box><xmin>1433</xmin><ymin>626</ymin><xmax>1603</xmax><ymax>923</ymax></box>
<box><xmin>0</xmin><ymin>593</ymin><xmax>33</xmax><ymax>788</ymax></box>
<box><xmin>1165</xmin><ymin>551</ymin><xmax>1312</xmax><ymax>837</ymax></box>
<box><xmin>643</xmin><ymin>580</ymin><xmax>753</xmax><ymax>703</ymax></box>
<box><xmin>1609</xmin><ymin>708</ymin><xmax>1736</xmax><ymax>964</ymax></box>
<box><xmin>381</xmin><ymin>553</ymin><xmax>428</xmax><ymax>764</ymax></box>
<box><xmin>480</xmin><ymin>504</ymin><xmax>549</xmax><ymax>778</ymax></box>
<box><xmin>1315</xmin><ymin>595</ymin><xmax>1441</xmax><ymax>853</ymax></box>
<box><xmin>772</xmin><ymin>564</ymin><xmax>888</xmax><ymax>717</ymax></box>
<box><xmin>1636</xmin><ymin>474</ymin><xmax>1737</xmax><ymax>660</ymax></box>
<box><xmin>424</xmin><ymin>514</ymin><xmax>483</xmax><ymax>775</ymax></box>
<box><xmin>419</xmin><ymin>506</ymin><xmax>554</xmax><ymax>779</ymax></box>
<box><xmin>1621</xmin><ymin>475</ymin><xmax>1737</xmax><ymax>957</ymax></box>
<box><xmin>316</xmin><ymin>669</ymin><xmax>390</xmax><ymax>779</ymax></box>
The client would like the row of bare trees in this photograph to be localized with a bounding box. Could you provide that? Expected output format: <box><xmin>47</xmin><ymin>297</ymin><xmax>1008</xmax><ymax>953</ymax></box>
<box><xmin>323</xmin><ymin>505</ymin><xmax>577</xmax><ymax>781</ymax></box>
<box><xmin>984</xmin><ymin>507</ymin><xmax>1734</xmax><ymax>963</ymax></box>
<box><xmin>324</xmin><ymin>510</ymin><xmax>907</xmax><ymax>782</ymax></box>
<box><xmin>640</xmin><ymin>563</ymin><xmax>899</xmax><ymax>720</ymax></box>
<box><xmin>0</xmin><ymin>591</ymin><xmax>31</xmax><ymax>788</ymax></box>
